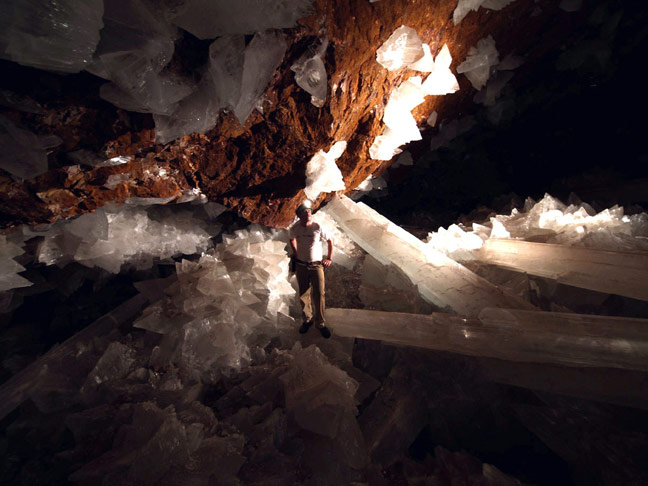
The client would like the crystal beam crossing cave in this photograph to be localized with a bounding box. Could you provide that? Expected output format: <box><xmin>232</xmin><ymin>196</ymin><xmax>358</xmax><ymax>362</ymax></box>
<box><xmin>1</xmin><ymin>0</ymin><xmax>648</xmax><ymax>485</ymax></box>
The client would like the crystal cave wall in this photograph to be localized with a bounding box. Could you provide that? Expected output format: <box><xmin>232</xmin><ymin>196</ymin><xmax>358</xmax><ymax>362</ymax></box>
<box><xmin>1</xmin><ymin>0</ymin><xmax>596</xmax><ymax>229</ymax></box>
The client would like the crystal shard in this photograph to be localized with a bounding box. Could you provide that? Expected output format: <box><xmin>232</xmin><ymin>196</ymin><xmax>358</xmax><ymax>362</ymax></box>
<box><xmin>326</xmin><ymin>195</ymin><xmax>533</xmax><ymax>315</ymax></box>
<box><xmin>304</xmin><ymin>141</ymin><xmax>347</xmax><ymax>200</ymax></box>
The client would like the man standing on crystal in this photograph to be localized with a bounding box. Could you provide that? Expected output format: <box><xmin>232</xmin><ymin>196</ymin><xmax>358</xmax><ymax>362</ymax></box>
<box><xmin>289</xmin><ymin>200</ymin><xmax>333</xmax><ymax>338</ymax></box>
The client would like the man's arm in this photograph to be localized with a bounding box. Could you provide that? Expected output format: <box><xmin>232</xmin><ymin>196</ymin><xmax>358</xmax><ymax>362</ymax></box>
<box><xmin>323</xmin><ymin>239</ymin><xmax>333</xmax><ymax>268</ymax></box>
<box><xmin>289</xmin><ymin>237</ymin><xmax>298</xmax><ymax>258</ymax></box>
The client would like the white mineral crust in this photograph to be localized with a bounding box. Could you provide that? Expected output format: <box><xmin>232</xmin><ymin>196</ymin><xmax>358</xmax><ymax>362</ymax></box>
<box><xmin>376</xmin><ymin>25</ymin><xmax>425</xmax><ymax>71</ymax></box>
<box><xmin>326</xmin><ymin>195</ymin><xmax>535</xmax><ymax>315</ymax></box>
<box><xmin>327</xmin><ymin>307</ymin><xmax>648</xmax><ymax>371</ymax></box>
<box><xmin>304</xmin><ymin>141</ymin><xmax>347</xmax><ymax>200</ymax></box>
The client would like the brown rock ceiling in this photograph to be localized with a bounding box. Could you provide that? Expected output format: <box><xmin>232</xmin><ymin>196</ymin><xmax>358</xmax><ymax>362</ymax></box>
<box><xmin>0</xmin><ymin>0</ymin><xmax>588</xmax><ymax>230</ymax></box>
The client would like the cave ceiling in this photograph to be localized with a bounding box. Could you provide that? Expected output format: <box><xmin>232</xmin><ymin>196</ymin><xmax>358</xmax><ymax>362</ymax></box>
<box><xmin>0</xmin><ymin>0</ymin><xmax>634</xmax><ymax>230</ymax></box>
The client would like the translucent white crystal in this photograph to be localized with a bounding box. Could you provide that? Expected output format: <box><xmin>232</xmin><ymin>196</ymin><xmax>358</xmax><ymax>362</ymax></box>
<box><xmin>304</xmin><ymin>141</ymin><xmax>347</xmax><ymax>200</ymax></box>
<box><xmin>91</xmin><ymin>0</ymin><xmax>189</xmax><ymax>116</ymax></box>
<box><xmin>314</xmin><ymin>208</ymin><xmax>363</xmax><ymax>270</ymax></box>
<box><xmin>234</xmin><ymin>31</ymin><xmax>287</xmax><ymax>125</ymax></box>
<box><xmin>473</xmin><ymin>70</ymin><xmax>514</xmax><ymax>106</ymax></box>
<box><xmin>291</xmin><ymin>37</ymin><xmax>328</xmax><ymax>107</ymax></box>
<box><xmin>326</xmin><ymin>195</ymin><xmax>535</xmax><ymax>315</ymax></box>
<box><xmin>421</xmin><ymin>44</ymin><xmax>460</xmax><ymax>95</ymax></box>
<box><xmin>37</xmin><ymin>205</ymin><xmax>214</xmax><ymax>273</ymax></box>
<box><xmin>426</xmin><ymin>111</ymin><xmax>438</xmax><ymax>127</ymax></box>
<box><xmin>327</xmin><ymin>307</ymin><xmax>648</xmax><ymax>371</ymax></box>
<box><xmin>0</xmin><ymin>115</ymin><xmax>61</xmax><ymax>180</ymax></box>
<box><xmin>170</xmin><ymin>0</ymin><xmax>314</xmax><ymax>38</ymax></box>
<box><xmin>208</xmin><ymin>35</ymin><xmax>245</xmax><ymax>111</ymax></box>
<box><xmin>376</xmin><ymin>25</ymin><xmax>425</xmax><ymax>71</ymax></box>
<box><xmin>477</xmin><ymin>239</ymin><xmax>648</xmax><ymax>301</ymax></box>
<box><xmin>0</xmin><ymin>235</ymin><xmax>31</xmax><ymax>292</ymax></box>
<box><xmin>457</xmin><ymin>35</ymin><xmax>499</xmax><ymax>90</ymax></box>
<box><xmin>453</xmin><ymin>0</ymin><xmax>517</xmax><ymax>25</ymax></box>
<box><xmin>409</xmin><ymin>44</ymin><xmax>435</xmax><ymax>72</ymax></box>
<box><xmin>0</xmin><ymin>0</ymin><xmax>103</xmax><ymax>73</ymax></box>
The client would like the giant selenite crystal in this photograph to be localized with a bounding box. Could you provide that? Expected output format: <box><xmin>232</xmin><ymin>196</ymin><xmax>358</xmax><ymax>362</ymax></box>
<box><xmin>457</xmin><ymin>35</ymin><xmax>500</xmax><ymax>90</ymax></box>
<box><xmin>304</xmin><ymin>141</ymin><xmax>347</xmax><ymax>200</ymax></box>
<box><xmin>326</xmin><ymin>196</ymin><xmax>534</xmax><ymax>315</ymax></box>
<box><xmin>0</xmin><ymin>0</ymin><xmax>104</xmax><ymax>73</ymax></box>
<box><xmin>476</xmin><ymin>239</ymin><xmax>648</xmax><ymax>301</ymax></box>
<box><xmin>291</xmin><ymin>37</ymin><xmax>328</xmax><ymax>107</ymax></box>
<box><xmin>376</xmin><ymin>25</ymin><xmax>425</xmax><ymax>71</ymax></box>
<box><xmin>327</xmin><ymin>307</ymin><xmax>648</xmax><ymax>371</ymax></box>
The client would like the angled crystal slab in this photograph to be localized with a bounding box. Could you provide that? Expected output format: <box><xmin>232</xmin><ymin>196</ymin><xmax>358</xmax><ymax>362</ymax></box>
<box><xmin>327</xmin><ymin>307</ymin><xmax>648</xmax><ymax>372</ymax></box>
<box><xmin>326</xmin><ymin>196</ymin><xmax>534</xmax><ymax>315</ymax></box>
<box><xmin>475</xmin><ymin>238</ymin><xmax>648</xmax><ymax>301</ymax></box>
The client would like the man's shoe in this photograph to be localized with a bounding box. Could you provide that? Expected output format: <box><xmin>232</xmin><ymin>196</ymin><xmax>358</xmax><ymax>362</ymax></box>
<box><xmin>299</xmin><ymin>320</ymin><xmax>313</xmax><ymax>334</ymax></box>
<box><xmin>318</xmin><ymin>326</ymin><xmax>331</xmax><ymax>339</ymax></box>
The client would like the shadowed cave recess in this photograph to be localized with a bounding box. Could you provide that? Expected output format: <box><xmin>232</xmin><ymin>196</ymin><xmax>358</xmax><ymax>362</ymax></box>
<box><xmin>1</xmin><ymin>0</ymin><xmax>648</xmax><ymax>485</ymax></box>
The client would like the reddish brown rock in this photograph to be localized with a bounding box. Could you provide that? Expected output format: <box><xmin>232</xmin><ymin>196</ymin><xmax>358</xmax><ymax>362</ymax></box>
<box><xmin>0</xmin><ymin>0</ymin><xmax>588</xmax><ymax>230</ymax></box>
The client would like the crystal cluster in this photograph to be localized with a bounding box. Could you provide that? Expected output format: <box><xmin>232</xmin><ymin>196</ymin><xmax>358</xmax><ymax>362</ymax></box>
<box><xmin>326</xmin><ymin>195</ymin><xmax>534</xmax><ymax>315</ymax></box>
<box><xmin>457</xmin><ymin>35</ymin><xmax>500</xmax><ymax>90</ymax></box>
<box><xmin>453</xmin><ymin>0</ymin><xmax>518</xmax><ymax>25</ymax></box>
<box><xmin>0</xmin><ymin>0</ymin><xmax>104</xmax><ymax>73</ymax></box>
<box><xmin>425</xmin><ymin>194</ymin><xmax>648</xmax><ymax>301</ymax></box>
<box><xmin>372</xmin><ymin>31</ymin><xmax>459</xmax><ymax>160</ymax></box>
<box><xmin>291</xmin><ymin>36</ymin><xmax>329</xmax><ymax>107</ymax></box>
<box><xmin>37</xmin><ymin>204</ymin><xmax>214</xmax><ymax>273</ymax></box>
<box><xmin>0</xmin><ymin>115</ymin><xmax>62</xmax><ymax>180</ymax></box>
<box><xmin>304</xmin><ymin>141</ymin><xmax>347</xmax><ymax>200</ymax></box>
<box><xmin>375</xmin><ymin>25</ymin><xmax>425</xmax><ymax>71</ymax></box>
<box><xmin>134</xmin><ymin>225</ymin><xmax>296</xmax><ymax>380</ymax></box>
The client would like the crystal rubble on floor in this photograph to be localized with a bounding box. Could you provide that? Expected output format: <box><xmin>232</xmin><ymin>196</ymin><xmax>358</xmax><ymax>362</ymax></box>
<box><xmin>453</xmin><ymin>0</ymin><xmax>518</xmax><ymax>25</ymax></box>
<box><xmin>326</xmin><ymin>195</ymin><xmax>534</xmax><ymax>315</ymax></box>
<box><xmin>0</xmin><ymin>115</ymin><xmax>62</xmax><ymax>180</ymax></box>
<box><xmin>303</xmin><ymin>141</ymin><xmax>347</xmax><ymax>201</ymax></box>
<box><xmin>135</xmin><ymin>224</ymin><xmax>296</xmax><ymax>382</ymax></box>
<box><xmin>37</xmin><ymin>204</ymin><xmax>214</xmax><ymax>274</ymax></box>
<box><xmin>91</xmin><ymin>0</ymin><xmax>191</xmax><ymax>117</ymax></box>
<box><xmin>327</xmin><ymin>307</ymin><xmax>648</xmax><ymax>371</ymax></box>
<box><xmin>0</xmin><ymin>0</ymin><xmax>104</xmax><ymax>73</ymax></box>
<box><xmin>457</xmin><ymin>35</ymin><xmax>500</xmax><ymax>90</ymax></box>
<box><xmin>169</xmin><ymin>0</ymin><xmax>314</xmax><ymax>39</ymax></box>
<box><xmin>291</xmin><ymin>36</ymin><xmax>328</xmax><ymax>107</ymax></box>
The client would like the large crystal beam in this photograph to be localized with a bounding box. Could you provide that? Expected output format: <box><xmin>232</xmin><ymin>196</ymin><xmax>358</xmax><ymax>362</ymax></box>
<box><xmin>325</xmin><ymin>196</ymin><xmax>534</xmax><ymax>315</ymax></box>
<box><xmin>326</xmin><ymin>308</ymin><xmax>648</xmax><ymax>372</ymax></box>
<box><xmin>474</xmin><ymin>238</ymin><xmax>648</xmax><ymax>301</ymax></box>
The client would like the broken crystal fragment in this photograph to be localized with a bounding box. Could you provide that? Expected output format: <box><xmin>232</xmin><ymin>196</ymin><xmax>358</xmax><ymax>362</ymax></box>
<box><xmin>376</xmin><ymin>25</ymin><xmax>425</xmax><ymax>71</ymax></box>
<box><xmin>304</xmin><ymin>141</ymin><xmax>347</xmax><ymax>200</ymax></box>
<box><xmin>0</xmin><ymin>0</ymin><xmax>103</xmax><ymax>73</ymax></box>
<box><xmin>457</xmin><ymin>35</ymin><xmax>500</xmax><ymax>90</ymax></box>
<box><xmin>327</xmin><ymin>307</ymin><xmax>648</xmax><ymax>371</ymax></box>
<box><xmin>326</xmin><ymin>195</ymin><xmax>534</xmax><ymax>315</ymax></box>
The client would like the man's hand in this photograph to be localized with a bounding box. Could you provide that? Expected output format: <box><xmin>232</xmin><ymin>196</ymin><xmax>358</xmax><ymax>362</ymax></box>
<box><xmin>322</xmin><ymin>258</ymin><xmax>332</xmax><ymax>268</ymax></box>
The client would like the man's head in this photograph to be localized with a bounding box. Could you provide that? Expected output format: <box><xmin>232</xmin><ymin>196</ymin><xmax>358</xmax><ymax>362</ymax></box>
<box><xmin>296</xmin><ymin>200</ymin><xmax>313</xmax><ymax>224</ymax></box>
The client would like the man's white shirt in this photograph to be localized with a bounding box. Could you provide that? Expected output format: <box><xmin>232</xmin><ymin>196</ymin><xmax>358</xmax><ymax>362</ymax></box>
<box><xmin>290</xmin><ymin>222</ymin><xmax>330</xmax><ymax>262</ymax></box>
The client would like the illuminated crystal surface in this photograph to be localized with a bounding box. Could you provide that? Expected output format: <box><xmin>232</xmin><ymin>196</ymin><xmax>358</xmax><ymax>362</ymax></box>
<box><xmin>304</xmin><ymin>141</ymin><xmax>347</xmax><ymax>200</ymax></box>
<box><xmin>291</xmin><ymin>37</ymin><xmax>328</xmax><ymax>107</ymax></box>
<box><xmin>326</xmin><ymin>195</ymin><xmax>534</xmax><ymax>315</ymax></box>
<box><xmin>328</xmin><ymin>307</ymin><xmax>648</xmax><ymax>371</ymax></box>
<box><xmin>376</xmin><ymin>25</ymin><xmax>424</xmax><ymax>71</ymax></box>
